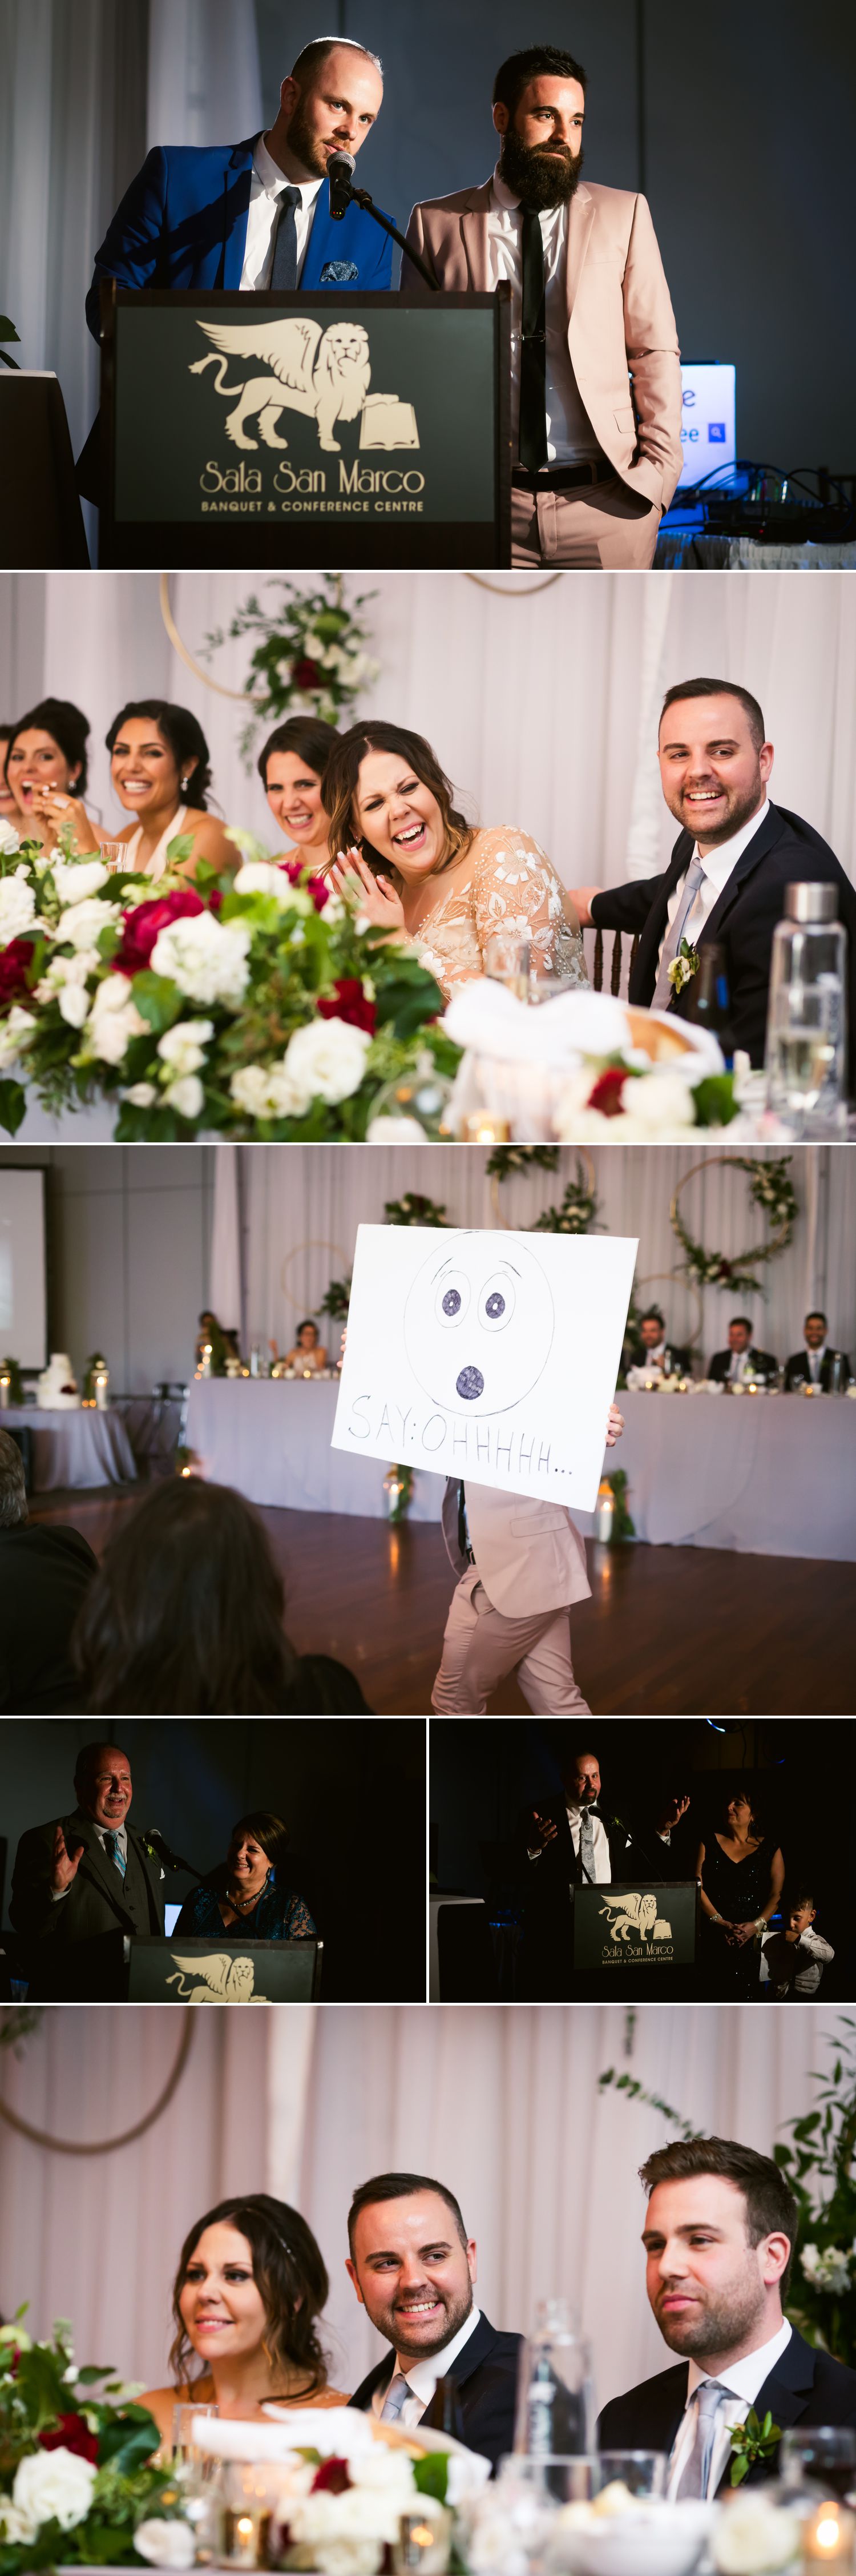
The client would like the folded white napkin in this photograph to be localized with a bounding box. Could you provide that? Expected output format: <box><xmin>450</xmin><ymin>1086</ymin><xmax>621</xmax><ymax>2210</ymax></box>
<box><xmin>441</xmin><ymin>980</ymin><xmax>631</xmax><ymax>1065</ymax></box>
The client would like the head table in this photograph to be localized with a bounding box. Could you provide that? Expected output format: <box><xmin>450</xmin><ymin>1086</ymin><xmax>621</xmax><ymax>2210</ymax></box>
<box><xmin>185</xmin><ymin>1377</ymin><xmax>856</xmax><ymax>1561</ymax></box>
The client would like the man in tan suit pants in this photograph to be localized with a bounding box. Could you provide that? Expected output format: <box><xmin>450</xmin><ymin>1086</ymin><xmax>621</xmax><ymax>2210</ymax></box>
<box><xmin>405</xmin><ymin>42</ymin><xmax>683</xmax><ymax>569</ymax></box>
<box><xmin>431</xmin><ymin>1403</ymin><xmax>624</xmax><ymax>1714</ymax></box>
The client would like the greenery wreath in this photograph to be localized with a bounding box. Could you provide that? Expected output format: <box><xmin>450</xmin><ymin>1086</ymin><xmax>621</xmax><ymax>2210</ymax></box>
<box><xmin>203</xmin><ymin>571</ymin><xmax>379</xmax><ymax>764</ymax></box>
<box><xmin>384</xmin><ymin>1190</ymin><xmax>449</xmax><ymax>1227</ymax></box>
<box><xmin>670</xmin><ymin>1154</ymin><xmax>798</xmax><ymax>1295</ymax></box>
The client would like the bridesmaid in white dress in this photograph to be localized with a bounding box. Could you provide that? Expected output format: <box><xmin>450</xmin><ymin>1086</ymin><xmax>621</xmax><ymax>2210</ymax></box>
<box><xmin>323</xmin><ymin>721</ymin><xmax>589</xmax><ymax>1000</ymax></box>
<box><xmin>258</xmin><ymin>713</ymin><xmax>340</xmax><ymax>870</ymax></box>
<box><xmin>31</xmin><ymin>700</ymin><xmax>236</xmax><ymax>879</ymax></box>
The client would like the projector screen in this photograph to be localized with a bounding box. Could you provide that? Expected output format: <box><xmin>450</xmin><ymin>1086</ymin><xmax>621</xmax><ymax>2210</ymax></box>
<box><xmin>0</xmin><ymin>1169</ymin><xmax>47</xmax><ymax>1371</ymax></box>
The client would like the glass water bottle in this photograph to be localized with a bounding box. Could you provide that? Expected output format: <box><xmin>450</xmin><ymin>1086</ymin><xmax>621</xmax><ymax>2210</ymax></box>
<box><xmin>514</xmin><ymin>2297</ymin><xmax>593</xmax><ymax>2456</ymax></box>
<box><xmin>765</xmin><ymin>883</ymin><xmax>847</xmax><ymax>1133</ymax></box>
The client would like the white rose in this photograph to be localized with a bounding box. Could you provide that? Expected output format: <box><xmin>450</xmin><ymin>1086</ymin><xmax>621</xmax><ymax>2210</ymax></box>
<box><xmin>713</xmin><ymin>2499</ymin><xmax>800</xmax><ymax>2575</ymax></box>
<box><xmin>164</xmin><ymin>1073</ymin><xmax>204</xmax><ymax>1121</ymax></box>
<box><xmin>233</xmin><ymin>860</ymin><xmax>312</xmax><ymax>909</ymax></box>
<box><xmin>135</xmin><ymin>2519</ymin><xmax>197</xmax><ymax>2568</ymax></box>
<box><xmin>625</xmin><ymin>1072</ymin><xmax>700</xmax><ymax>1132</ymax></box>
<box><xmin>51</xmin><ymin>859</ymin><xmax>108</xmax><ymax>905</ymax></box>
<box><xmin>0</xmin><ymin>820</ymin><xmax>19</xmax><ymax>855</ymax></box>
<box><xmin>83</xmin><ymin>972</ymin><xmax>147</xmax><ymax>1066</ymax></box>
<box><xmin>283</xmin><ymin>1016</ymin><xmax>372</xmax><ymax>1106</ymax></box>
<box><xmin>157</xmin><ymin>1017</ymin><xmax>214</xmax><ymax>1076</ymax></box>
<box><xmin>124</xmin><ymin>1082</ymin><xmax>157</xmax><ymax>1106</ymax></box>
<box><xmin>229</xmin><ymin>1060</ymin><xmax>307</xmax><ymax>1120</ymax></box>
<box><xmin>38</xmin><ymin>949</ymin><xmax>97</xmax><ymax>996</ymax></box>
<box><xmin>0</xmin><ymin>1005</ymin><xmax>37</xmax><ymax>1068</ymax></box>
<box><xmin>11</xmin><ymin>2445</ymin><xmax>97</xmax><ymax>2538</ymax></box>
<box><xmin>0</xmin><ymin>874</ymin><xmax>37</xmax><ymax>947</ymax></box>
<box><xmin>58</xmin><ymin>981</ymin><xmax>91</xmax><ymax>1028</ymax></box>
<box><xmin>56</xmin><ymin>896</ymin><xmax>119</xmax><ymax>952</ymax></box>
<box><xmin>151</xmin><ymin>912</ymin><xmax>251</xmax><ymax>1009</ymax></box>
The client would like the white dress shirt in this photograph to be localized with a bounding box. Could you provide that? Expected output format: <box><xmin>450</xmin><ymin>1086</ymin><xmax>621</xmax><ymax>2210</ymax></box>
<box><xmin>51</xmin><ymin>1817</ymin><xmax>129</xmax><ymax>1902</ymax></box>
<box><xmin>239</xmin><ymin>135</ymin><xmax>324</xmax><ymax>289</ymax></box>
<box><xmin>728</xmin><ymin>1347</ymin><xmax>756</xmax><ymax>1383</ymax></box>
<box><xmin>667</xmin><ymin>2318</ymin><xmax>793</xmax><ymax>2499</ymax></box>
<box><xmin>370</xmin><ymin>2306</ymin><xmax>482</xmax><ymax>2432</ymax></box>
<box><xmin>486</xmin><ymin>166</ymin><xmax>601</xmax><ymax>464</ymax></box>
<box><xmin>529</xmin><ymin>1804</ymin><xmax>611</xmax><ymax>1881</ymax></box>
<box><xmin>655</xmin><ymin>798</ymin><xmax>770</xmax><ymax>979</ymax></box>
<box><xmin>806</xmin><ymin>1341</ymin><xmax>826</xmax><ymax>1383</ymax></box>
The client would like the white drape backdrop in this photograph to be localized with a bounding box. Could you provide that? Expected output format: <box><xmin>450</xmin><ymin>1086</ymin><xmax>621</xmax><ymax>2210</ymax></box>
<box><xmin>1</xmin><ymin>573</ymin><xmax>854</xmax><ymax>895</ymax></box>
<box><xmin>147</xmin><ymin>0</ymin><xmax>261</xmax><ymax>150</ymax></box>
<box><xmin>0</xmin><ymin>2004</ymin><xmax>832</xmax><ymax>2415</ymax></box>
<box><xmin>224</xmin><ymin>1144</ymin><xmax>856</xmax><ymax>1372</ymax></box>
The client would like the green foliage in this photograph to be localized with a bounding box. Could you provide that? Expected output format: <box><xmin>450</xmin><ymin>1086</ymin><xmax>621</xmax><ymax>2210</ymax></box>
<box><xmin>203</xmin><ymin>573</ymin><xmax>379</xmax><ymax>764</ymax></box>
<box><xmin>486</xmin><ymin>1146</ymin><xmax>560</xmax><ymax>1181</ymax></box>
<box><xmin>601</xmin><ymin>1467</ymin><xmax>635</xmax><ymax>1541</ymax></box>
<box><xmin>0</xmin><ymin>1082</ymin><xmax>25</xmax><ymax>1138</ymax></box>
<box><xmin>532</xmin><ymin>1157</ymin><xmax>601</xmax><ymax>1235</ymax></box>
<box><xmin>319</xmin><ymin>1276</ymin><xmax>352</xmax><ymax>1322</ymax></box>
<box><xmin>692</xmin><ymin>1075</ymin><xmax>740</xmax><ymax>1128</ymax></box>
<box><xmin>672</xmin><ymin>1154</ymin><xmax>798</xmax><ymax>1294</ymax></box>
<box><xmin>413</xmin><ymin>2454</ymin><xmax>449</xmax><ymax>2503</ymax></box>
<box><xmin>727</xmin><ymin>2408</ymin><xmax>781</xmax><ymax>2485</ymax></box>
<box><xmin>0</xmin><ymin>2312</ymin><xmax>180</xmax><ymax>2576</ymax></box>
<box><xmin>384</xmin><ymin>1192</ymin><xmax>449</xmax><ymax>1227</ymax></box>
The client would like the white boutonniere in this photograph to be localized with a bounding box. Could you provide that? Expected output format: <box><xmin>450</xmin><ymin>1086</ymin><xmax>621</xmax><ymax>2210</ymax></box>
<box><xmin>668</xmin><ymin>937</ymin><xmax>700</xmax><ymax>995</ymax></box>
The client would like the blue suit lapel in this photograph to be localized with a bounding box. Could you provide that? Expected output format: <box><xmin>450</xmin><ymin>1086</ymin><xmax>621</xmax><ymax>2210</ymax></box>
<box><xmin>221</xmin><ymin>136</ymin><xmax>259</xmax><ymax>289</ymax></box>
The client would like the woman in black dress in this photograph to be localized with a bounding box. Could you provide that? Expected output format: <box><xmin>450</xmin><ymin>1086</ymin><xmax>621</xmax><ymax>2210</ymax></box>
<box><xmin>696</xmin><ymin>1790</ymin><xmax>784</xmax><ymax>1998</ymax></box>
<box><xmin>173</xmin><ymin>1811</ymin><xmax>316</xmax><ymax>1943</ymax></box>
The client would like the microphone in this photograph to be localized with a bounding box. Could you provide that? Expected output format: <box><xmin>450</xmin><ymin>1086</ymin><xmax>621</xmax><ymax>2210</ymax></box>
<box><xmin>328</xmin><ymin>151</ymin><xmax>355</xmax><ymax>220</ymax></box>
<box><xmin>144</xmin><ymin>1827</ymin><xmax>197</xmax><ymax>1875</ymax></box>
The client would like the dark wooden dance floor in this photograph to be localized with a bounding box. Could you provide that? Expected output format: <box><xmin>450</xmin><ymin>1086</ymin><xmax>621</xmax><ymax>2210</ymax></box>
<box><xmin>30</xmin><ymin>1487</ymin><xmax>855</xmax><ymax>1714</ymax></box>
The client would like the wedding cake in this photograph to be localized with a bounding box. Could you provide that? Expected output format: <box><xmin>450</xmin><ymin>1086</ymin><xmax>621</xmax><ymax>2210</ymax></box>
<box><xmin>37</xmin><ymin>1354</ymin><xmax>80</xmax><ymax>1410</ymax></box>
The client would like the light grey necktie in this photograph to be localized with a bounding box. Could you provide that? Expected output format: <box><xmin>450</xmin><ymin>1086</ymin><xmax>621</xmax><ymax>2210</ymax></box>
<box><xmin>380</xmin><ymin>2372</ymin><xmax>411</xmax><ymax>2423</ymax></box>
<box><xmin>675</xmin><ymin>2379</ymin><xmax>728</xmax><ymax>2499</ymax></box>
<box><xmin>579</xmin><ymin>1811</ymin><xmax>596</xmax><ymax>1882</ymax></box>
<box><xmin>651</xmin><ymin>854</ymin><xmax>706</xmax><ymax>1009</ymax></box>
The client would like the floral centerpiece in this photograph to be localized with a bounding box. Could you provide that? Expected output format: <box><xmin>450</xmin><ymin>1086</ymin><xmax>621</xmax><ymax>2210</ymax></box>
<box><xmin>194</xmin><ymin>2407</ymin><xmax>489</xmax><ymax>2576</ymax></box>
<box><xmin>204</xmin><ymin>573</ymin><xmax>379</xmax><ymax>765</ymax></box>
<box><xmin>0</xmin><ymin>2311</ymin><xmax>186</xmax><ymax>2571</ymax></box>
<box><xmin>0</xmin><ymin>836</ymin><xmax>455</xmax><ymax>1143</ymax></box>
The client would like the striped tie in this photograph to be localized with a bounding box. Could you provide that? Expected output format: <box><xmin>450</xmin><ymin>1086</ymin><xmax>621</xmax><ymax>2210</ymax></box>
<box><xmin>104</xmin><ymin>1832</ymin><xmax>126</xmax><ymax>1879</ymax></box>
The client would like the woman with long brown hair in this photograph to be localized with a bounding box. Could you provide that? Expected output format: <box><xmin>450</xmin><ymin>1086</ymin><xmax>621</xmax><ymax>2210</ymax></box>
<box><xmin>141</xmin><ymin>2193</ymin><xmax>349</xmax><ymax>2447</ymax></box>
<box><xmin>322</xmin><ymin>719</ymin><xmax>588</xmax><ymax>1003</ymax></box>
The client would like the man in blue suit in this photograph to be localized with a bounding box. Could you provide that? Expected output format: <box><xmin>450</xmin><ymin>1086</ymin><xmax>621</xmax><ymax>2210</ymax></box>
<box><xmin>79</xmin><ymin>37</ymin><xmax>393</xmax><ymax>496</ymax></box>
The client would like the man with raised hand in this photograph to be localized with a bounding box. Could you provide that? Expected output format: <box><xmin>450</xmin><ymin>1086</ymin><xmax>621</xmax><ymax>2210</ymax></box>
<box><xmin>10</xmin><ymin>1739</ymin><xmax>164</xmax><ymax>1999</ymax></box>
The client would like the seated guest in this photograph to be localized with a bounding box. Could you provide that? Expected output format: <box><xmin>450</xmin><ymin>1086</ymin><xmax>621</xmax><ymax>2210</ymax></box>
<box><xmin>55</xmin><ymin>701</ymin><xmax>235</xmax><ymax>882</ymax></box>
<box><xmin>285</xmin><ymin>1319</ymin><xmax>329</xmax><ymax>1372</ymax></box>
<box><xmin>597</xmin><ymin>2136</ymin><xmax>856</xmax><ymax>2479</ymax></box>
<box><xmin>0</xmin><ymin>724</ymin><xmax>20</xmax><ymax>842</ymax></box>
<box><xmin>626</xmin><ymin>1307</ymin><xmax>693</xmax><ymax>1385</ymax></box>
<box><xmin>9</xmin><ymin>1739</ymin><xmax>164</xmax><ymax>2000</ymax></box>
<box><xmin>173</xmin><ymin>1810</ymin><xmax>316</xmax><ymax>1943</ymax></box>
<box><xmin>70</xmin><ymin>1476</ymin><xmax>371</xmax><ymax>1714</ymax></box>
<box><xmin>708</xmin><ymin>1317</ymin><xmax>778</xmax><ymax>1384</ymax></box>
<box><xmin>571</xmin><ymin>679</ymin><xmax>856</xmax><ymax>1067</ymax></box>
<box><xmin>785</xmin><ymin>1310</ymin><xmax>851</xmax><ymax>1392</ymax></box>
<box><xmin>324</xmin><ymin>721</ymin><xmax>589</xmax><ymax>1003</ymax></box>
<box><xmin>5</xmin><ymin>700</ymin><xmax>96</xmax><ymax>856</ymax></box>
<box><xmin>0</xmin><ymin>1428</ymin><xmax>96</xmax><ymax>1713</ymax></box>
<box><xmin>259</xmin><ymin>717</ymin><xmax>340</xmax><ymax>871</ymax></box>
<box><xmin>141</xmin><ymin>2192</ymin><xmax>350</xmax><ymax>2447</ymax></box>
<box><xmin>346</xmin><ymin>2170</ymin><xmax>522</xmax><ymax>2464</ymax></box>
<box><xmin>760</xmin><ymin>1886</ymin><xmax>835</xmax><ymax>1999</ymax></box>
<box><xmin>696</xmin><ymin>1792</ymin><xmax>784</xmax><ymax>1998</ymax></box>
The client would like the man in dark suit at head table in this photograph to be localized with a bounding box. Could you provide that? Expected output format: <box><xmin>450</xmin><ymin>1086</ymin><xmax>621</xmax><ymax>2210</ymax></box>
<box><xmin>708</xmin><ymin>1318</ymin><xmax>780</xmax><ymax>1386</ymax></box>
<box><xmin>0</xmin><ymin>1428</ymin><xmax>96</xmax><ymax>1713</ymax></box>
<box><xmin>598</xmin><ymin>2136</ymin><xmax>856</xmax><ymax>2489</ymax></box>
<box><xmin>10</xmin><ymin>1740</ymin><xmax>164</xmax><ymax>2000</ymax></box>
<box><xmin>784</xmin><ymin>1310</ymin><xmax>852</xmax><ymax>1393</ymax></box>
<box><xmin>346</xmin><ymin>2171</ymin><xmax>522</xmax><ymax>2468</ymax></box>
<box><xmin>569</xmin><ymin>678</ymin><xmax>856</xmax><ymax>1071</ymax></box>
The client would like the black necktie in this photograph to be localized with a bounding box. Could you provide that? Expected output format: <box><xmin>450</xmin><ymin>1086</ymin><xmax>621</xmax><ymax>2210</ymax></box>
<box><xmin>270</xmin><ymin>186</ymin><xmax>300</xmax><ymax>291</ymax></box>
<box><xmin>519</xmin><ymin>207</ymin><xmax>548</xmax><ymax>471</ymax></box>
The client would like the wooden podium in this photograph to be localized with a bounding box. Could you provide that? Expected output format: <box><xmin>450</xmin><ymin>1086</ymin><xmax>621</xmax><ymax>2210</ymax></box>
<box><xmin>99</xmin><ymin>282</ymin><xmax>511</xmax><ymax>567</ymax></box>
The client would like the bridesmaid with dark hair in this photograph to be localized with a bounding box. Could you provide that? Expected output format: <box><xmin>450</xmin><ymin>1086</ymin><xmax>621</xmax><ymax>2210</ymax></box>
<box><xmin>5</xmin><ymin>698</ymin><xmax>97</xmax><ymax>855</ymax></box>
<box><xmin>697</xmin><ymin>1789</ymin><xmax>785</xmax><ymax>1998</ymax></box>
<box><xmin>140</xmin><ymin>2192</ymin><xmax>350</xmax><ymax>2449</ymax></box>
<box><xmin>258</xmin><ymin>714</ymin><xmax>340</xmax><ymax>870</ymax></box>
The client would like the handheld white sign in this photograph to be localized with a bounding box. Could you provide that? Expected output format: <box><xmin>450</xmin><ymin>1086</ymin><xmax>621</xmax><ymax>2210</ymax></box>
<box><xmin>330</xmin><ymin>1225</ymin><xmax>637</xmax><ymax>1511</ymax></box>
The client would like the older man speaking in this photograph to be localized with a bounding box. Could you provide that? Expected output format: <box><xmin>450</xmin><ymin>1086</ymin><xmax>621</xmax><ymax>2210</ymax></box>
<box><xmin>10</xmin><ymin>1740</ymin><xmax>164</xmax><ymax>1999</ymax></box>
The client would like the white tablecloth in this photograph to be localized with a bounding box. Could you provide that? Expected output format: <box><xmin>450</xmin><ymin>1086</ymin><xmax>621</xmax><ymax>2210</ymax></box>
<box><xmin>2</xmin><ymin>1404</ymin><xmax>138</xmax><ymax>1489</ymax></box>
<box><xmin>185</xmin><ymin>1380</ymin><xmax>856</xmax><ymax>1559</ymax></box>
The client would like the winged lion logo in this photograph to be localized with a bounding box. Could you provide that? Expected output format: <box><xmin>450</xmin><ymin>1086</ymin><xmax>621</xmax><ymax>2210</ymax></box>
<box><xmin>597</xmin><ymin>1891</ymin><xmax>672</xmax><ymax>1945</ymax></box>
<box><xmin>189</xmin><ymin>316</ymin><xmax>372</xmax><ymax>454</ymax></box>
<box><xmin>165</xmin><ymin>1950</ymin><xmax>257</xmax><ymax>2002</ymax></box>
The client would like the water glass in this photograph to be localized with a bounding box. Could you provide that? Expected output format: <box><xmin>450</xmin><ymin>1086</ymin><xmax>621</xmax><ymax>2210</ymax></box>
<box><xmin>172</xmin><ymin>2398</ymin><xmax>219</xmax><ymax>2463</ymax></box>
<box><xmin>779</xmin><ymin>2425</ymin><xmax>856</xmax><ymax>2499</ymax></box>
<box><xmin>485</xmin><ymin>932</ymin><xmax>532</xmax><ymax>996</ymax></box>
<box><xmin>99</xmin><ymin>838</ymin><xmax>126</xmax><ymax>873</ymax></box>
<box><xmin>595</xmin><ymin>2453</ymin><xmax>667</xmax><ymax>2498</ymax></box>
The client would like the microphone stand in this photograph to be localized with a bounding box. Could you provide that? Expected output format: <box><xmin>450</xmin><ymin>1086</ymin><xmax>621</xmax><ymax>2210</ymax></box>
<box><xmin>334</xmin><ymin>178</ymin><xmax>440</xmax><ymax>292</ymax></box>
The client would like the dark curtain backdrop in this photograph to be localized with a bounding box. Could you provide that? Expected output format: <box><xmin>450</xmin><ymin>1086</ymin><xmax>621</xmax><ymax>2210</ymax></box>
<box><xmin>0</xmin><ymin>1717</ymin><xmax>425</xmax><ymax>2000</ymax></box>
<box><xmin>255</xmin><ymin>0</ymin><xmax>856</xmax><ymax>470</ymax></box>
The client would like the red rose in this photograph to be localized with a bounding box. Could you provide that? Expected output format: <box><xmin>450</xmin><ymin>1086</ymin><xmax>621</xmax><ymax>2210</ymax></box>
<box><xmin>310</xmin><ymin>2460</ymin><xmax>352</xmax><ymax>2496</ymax></box>
<box><xmin>0</xmin><ymin>936</ymin><xmax>34</xmax><ymax>1013</ymax></box>
<box><xmin>39</xmin><ymin>2413</ymin><xmax>100</xmax><ymax>2465</ymax></box>
<box><xmin>587</xmin><ymin>1066</ymin><xmax>628</xmax><ymax>1118</ymax></box>
<box><xmin>317</xmin><ymin>978</ymin><xmax>377</xmax><ymax>1035</ymax></box>
<box><xmin>278</xmin><ymin>858</ymin><xmax>329</xmax><ymax>914</ymax></box>
<box><xmin>115</xmin><ymin>888</ymin><xmax>205</xmax><ymax>973</ymax></box>
<box><xmin>292</xmin><ymin>657</ymin><xmax>322</xmax><ymax>691</ymax></box>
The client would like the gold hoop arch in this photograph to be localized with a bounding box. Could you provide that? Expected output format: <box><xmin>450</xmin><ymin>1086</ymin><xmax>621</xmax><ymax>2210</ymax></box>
<box><xmin>280</xmin><ymin>1239</ymin><xmax>351</xmax><ymax>1311</ymax></box>
<box><xmin>465</xmin><ymin>572</ymin><xmax>564</xmax><ymax>598</ymax></box>
<box><xmin>635</xmin><ymin>1269</ymin><xmax>705</xmax><ymax>1351</ymax></box>
<box><xmin>0</xmin><ymin>2013</ymin><xmax>195</xmax><ymax>2157</ymax></box>
<box><xmin>671</xmin><ymin>1154</ymin><xmax>795</xmax><ymax>1270</ymax></box>
<box><xmin>159</xmin><ymin>573</ymin><xmax>264</xmax><ymax>703</ymax></box>
<box><xmin>489</xmin><ymin>1146</ymin><xmax>596</xmax><ymax>1228</ymax></box>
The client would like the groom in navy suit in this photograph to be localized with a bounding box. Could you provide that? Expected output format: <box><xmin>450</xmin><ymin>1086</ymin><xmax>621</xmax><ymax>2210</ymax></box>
<box><xmin>80</xmin><ymin>37</ymin><xmax>392</xmax><ymax>495</ymax></box>
<box><xmin>599</xmin><ymin>2136</ymin><xmax>856</xmax><ymax>2489</ymax></box>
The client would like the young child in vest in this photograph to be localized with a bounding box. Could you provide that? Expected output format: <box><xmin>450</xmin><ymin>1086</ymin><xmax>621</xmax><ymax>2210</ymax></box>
<box><xmin>760</xmin><ymin>1886</ymin><xmax>834</xmax><ymax>1999</ymax></box>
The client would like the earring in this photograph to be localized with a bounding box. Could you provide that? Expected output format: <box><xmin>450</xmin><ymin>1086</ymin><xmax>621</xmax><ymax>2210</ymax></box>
<box><xmin>181</xmin><ymin>776</ymin><xmax>190</xmax><ymax>791</ymax></box>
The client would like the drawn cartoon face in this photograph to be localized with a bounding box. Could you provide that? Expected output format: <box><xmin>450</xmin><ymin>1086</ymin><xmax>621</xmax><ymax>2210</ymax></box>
<box><xmin>403</xmin><ymin>1235</ymin><xmax>555</xmax><ymax>1416</ymax></box>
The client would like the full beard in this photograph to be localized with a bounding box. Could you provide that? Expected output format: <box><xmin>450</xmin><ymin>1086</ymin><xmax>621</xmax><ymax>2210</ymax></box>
<box><xmin>671</xmin><ymin>776</ymin><xmax>764</xmax><ymax>847</ymax></box>
<box><xmin>499</xmin><ymin>128</ymin><xmax>584</xmax><ymax>210</ymax></box>
<box><xmin>386</xmin><ymin>2284</ymin><xmax>473</xmax><ymax>2360</ymax></box>
<box><xmin>284</xmin><ymin>100</ymin><xmax>331</xmax><ymax>182</ymax></box>
<box><xmin>656</xmin><ymin>2280</ymin><xmax>766</xmax><ymax>2360</ymax></box>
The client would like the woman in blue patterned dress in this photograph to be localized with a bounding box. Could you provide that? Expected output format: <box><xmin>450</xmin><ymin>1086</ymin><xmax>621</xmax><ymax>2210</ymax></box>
<box><xmin>173</xmin><ymin>1810</ymin><xmax>316</xmax><ymax>1942</ymax></box>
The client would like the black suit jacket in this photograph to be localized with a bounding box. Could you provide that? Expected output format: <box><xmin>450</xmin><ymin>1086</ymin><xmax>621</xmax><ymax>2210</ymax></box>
<box><xmin>598</xmin><ymin>2325</ymin><xmax>856</xmax><ymax>2492</ymax></box>
<box><xmin>10</xmin><ymin>1808</ymin><xmax>164</xmax><ymax>1998</ymax></box>
<box><xmin>0</xmin><ymin>1522</ymin><xmax>96</xmax><ymax>1713</ymax></box>
<box><xmin>589</xmin><ymin>802</ymin><xmax>856</xmax><ymax>1073</ymax></box>
<box><xmin>521</xmin><ymin>1797</ymin><xmax>632</xmax><ymax>1894</ymax></box>
<box><xmin>784</xmin><ymin>1349</ymin><xmax>851</xmax><ymax>1391</ymax></box>
<box><xmin>349</xmin><ymin>2311</ymin><xmax>522</xmax><ymax>2470</ymax></box>
<box><xmin>708</xmin><ymin>1347</ymin><xmax>779</xmax><ymax>1383</ymax></box>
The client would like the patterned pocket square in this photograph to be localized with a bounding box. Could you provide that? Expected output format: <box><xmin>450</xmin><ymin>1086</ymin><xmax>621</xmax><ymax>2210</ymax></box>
<box><xmin>320</xmin><ymin>259</ymin><xmax>360</xmax><ymax>283</ymax></box>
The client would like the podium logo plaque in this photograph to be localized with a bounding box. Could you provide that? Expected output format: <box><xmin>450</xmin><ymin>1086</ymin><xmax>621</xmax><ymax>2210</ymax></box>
<box><xmin>573</xmin><ymin>1881</ymin><xmax>698</xmax><ymax>1974</ymax></box>
<box><xmin>166</xmin><ymin>1949</ymin><xmax>258</xmax><ymax>2002</ymax></box>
